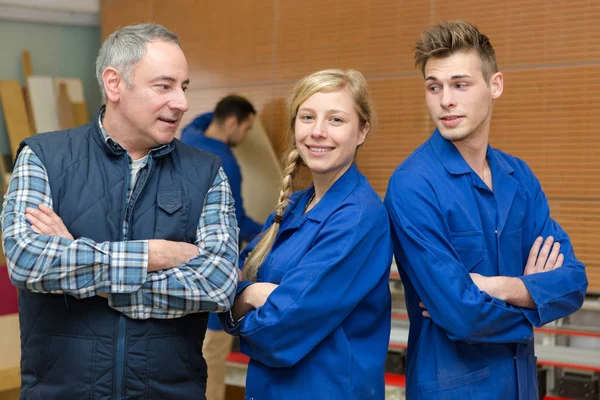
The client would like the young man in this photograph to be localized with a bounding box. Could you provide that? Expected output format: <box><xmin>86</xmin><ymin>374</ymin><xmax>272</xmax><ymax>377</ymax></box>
<box><xmin>182</xmin><ymin>95</ymin><xmax>262</xmax><ymax>243</ymax></box>
<box><xmin>1</xmin><ymin>23</ymin><xmax>238</xmax><ymax>400</ymax></box>
<box><xmin>384</xmin><ymin>20</ymin><xmax>587</xmax><ymax>399</ymax></box>
<box><xmin>181</xmin><ymin>95</ymin><xmax>262</xmax><ymax>400</ymax></box>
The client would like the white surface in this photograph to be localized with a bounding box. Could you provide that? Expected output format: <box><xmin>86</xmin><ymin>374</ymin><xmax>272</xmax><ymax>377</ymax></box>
<box><xmin>536</xmin><ymin>343</ymin><xmax>600</xmax><ymax>369</ymax></box>
<box><xmin>224</xmin><ymin>361</ymin><xmax>250</xmax><ymax>388</ymax></box>
<box><xmin>389</xmin><ymin>329</ymin><xmax>409</xmax><ymax>347</ymax></box>
<box><xmin>27</xmin><ymin>76</ymin><xmax>60</xmax><ymax>134</ymax></box>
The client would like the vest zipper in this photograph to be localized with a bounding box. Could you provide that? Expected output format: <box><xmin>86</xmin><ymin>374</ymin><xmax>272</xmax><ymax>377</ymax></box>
<box><xmin>114</xmin><ymin>316</ymin><xmax>127</xmax><ymax>399</ymax></box>
<box><xmin>115</xmin><ymin>157</ymin><xmax>154</xmax><ymax>399</ymax></box>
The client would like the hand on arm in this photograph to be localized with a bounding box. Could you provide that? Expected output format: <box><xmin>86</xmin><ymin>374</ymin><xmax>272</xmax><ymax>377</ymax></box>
<box><xmin>523</xmin><ymin>236</ymin><xmax>564</xmax><ymax>276</ymax></box>
<box><xmin>469</xmin><ymin>236</ymin><xmax>563</xmax><ymax>309</ymax></box>
<box><xmin>26</xmin><ymin>204</ymin><xmax>74</xmax><ymax>239</ymax></box>
<box><xmin>146</xmin><ymin>239</ymin><xmax>200</xmax><ymax>272</ymax></box>
<box><xmin>231</xmin><ymin>282</ymin><xmax>278</xmax><ymax>321</ymax></box>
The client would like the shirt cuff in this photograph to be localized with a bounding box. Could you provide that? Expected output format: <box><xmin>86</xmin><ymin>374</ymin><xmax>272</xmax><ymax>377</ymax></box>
<box><xmin>107</xmin><ymin>240</ymin><xmax>148</xmax><ymax>292</ymax></box>
<box><xmin>219</xmin><ymin>310</ymin><xmax>245</xmax><ymax>335</ymax></box>
<box><xmin>228</xmin><ymin>310</ymin><xmax>245</xmax><ymax>328</ymax></box>
<box><xmin>222</xmin><ymin>280</ymin><xmax>255</xmax><ymax>333</ymax></box>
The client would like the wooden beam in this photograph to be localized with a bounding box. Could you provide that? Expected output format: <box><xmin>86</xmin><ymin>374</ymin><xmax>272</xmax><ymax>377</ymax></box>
<box><xmin>0</xmin><ymin>80</ymin><xmax>33</xmax><ymax>162</ymax></box>
<box><xmin>20</xmin><ymin>51</ymin><xmax>35</xmax><ymax>136</ymax></box>
<box><xmin>20</xmin><ymin>51</ymin><xmax>32</xmax><ymax>79</ymax></box>
<box><xmin>56</xmin><ymin>82</ymin><xmax>75</xmax><ymax>130</ymax></box>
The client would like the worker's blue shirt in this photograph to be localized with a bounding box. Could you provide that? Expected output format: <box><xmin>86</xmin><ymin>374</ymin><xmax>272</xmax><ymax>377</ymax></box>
<box><xmin>181</xmin><ymin>112</ymin><xmax>262</xmax><ymax>331</ymax></box>
<box><xmin>181</xmin><ymin>112</ymin><xmax>262</xmax><ymax>243</ymax></box>
<box><xmin>224</xmin><ymin>164</ymin><xmax>392</xmax><ymax>399</ymax></box>
<box><xmin>384</xmin><ymin>129</ymin><xmax>587</xmax><ymax>400</ymax></box>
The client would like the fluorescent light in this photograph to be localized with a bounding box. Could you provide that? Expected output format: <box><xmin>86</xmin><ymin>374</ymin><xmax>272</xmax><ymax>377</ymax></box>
<box><xmin>0</xmin><ymin>4</ymin><xmax>99</xmax><ymax>26</ymax></box>
<box><xmin>0</xmin><ymin>0</ymin><xmax>99</xmax><ymax>14</ymax></box>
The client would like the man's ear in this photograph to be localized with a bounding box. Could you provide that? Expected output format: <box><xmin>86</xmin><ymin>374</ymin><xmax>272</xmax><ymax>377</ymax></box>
<box><xmin>490</xmin><ymin>72</ymin><xmax>503</xmax><ymax>100</ymax></box>
<box><xmin>102</xmin><ymin>67</ymin><xmax>123</xmax><ymax>103</ymax></box>
<box><xmin>224</xmin><ymin>115</ymin><xmax>239</xmax><ymax>133</ymax></box>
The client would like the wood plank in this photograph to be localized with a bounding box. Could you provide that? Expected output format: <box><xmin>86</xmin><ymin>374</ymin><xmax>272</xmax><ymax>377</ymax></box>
<box><xmin>0</xmin><ymin>235</ymin><xmax>6</xmax><ymax>266</ymax></box>
<box><xmin>0</xmin><ymin>314</ymin><xmax>20</xmax><ymax>392</ymax></box>
<box><xmin>232</xmin><ymin>117</ymin><xmax>282</xmax><ymax>224</ymax></box>
<box><xmin>54</xmin><ymin>77</ymin><xmax>89</xmax><ymax>127</ymax></box>
<box><xmin>54</xmin><ymin>78</ymin><xmax>90</xmax><ymax>129</ymax></box>
<box><xmin>56</xmin><ymin>82</ymin><xmax>76</xmax><ymax>130</ymax></box>
<box><xmin>20</xmin><ymin>50</ymin><xmax>36</xmax><ymax>137</ymax></box>
<box><xmin>0</xmin><ymin>81</ymin><xmax>33</xmax><ymax>163</ymax></box>
<box><xmin>0</xmin><ymin>388</ymin><xmax>20</xmax><ymax>400</ymax></box>
<box><xmin>53</xmin><ymin>78</ymin><xmax>85</xmax><ymax>103</ymax></box>
<box><xmin>20</xmin><ymin>51</ymin><xmax>32</xmax><ymax>79</ymax></box>
<box><xmin>72</xmin><ymin>102</ymin><xmax>90</xmax><ymax>127</ymax></box>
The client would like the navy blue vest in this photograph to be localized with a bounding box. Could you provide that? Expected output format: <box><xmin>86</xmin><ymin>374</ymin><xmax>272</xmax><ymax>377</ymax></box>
<box><xmin>17</xmin><ymin>109</ymin><xmax>221</xmax><ymax>400</ymax></box>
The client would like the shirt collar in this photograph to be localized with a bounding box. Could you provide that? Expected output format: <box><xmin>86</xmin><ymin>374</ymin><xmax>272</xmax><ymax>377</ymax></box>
<box><xmin>98</xmin><ymin>106</ymin><xmax>121</xmax><ymax>151</ymax></box>
<box><xmin>195</xmin><ymin>134</ymin><xmax>232</xmax><ymax>153</ymax></box>
<box><xmin>289</xmin><ymin>163</ymin><xmax>363</xmax><ymax>223</ymax></box>
<box><xmin>96</xmin><ymin>105</ymin><xmax>174</xmax><ymax>159</ymax></box>
<box><xmin>429</xmin><ymin>129</ymin><xmax>474</xmax><ymax>175</ymax></box>
<box><xmin>429</xmin><ymin>128</ymin><xmax>514</xmax><ymax>177</ymax></box>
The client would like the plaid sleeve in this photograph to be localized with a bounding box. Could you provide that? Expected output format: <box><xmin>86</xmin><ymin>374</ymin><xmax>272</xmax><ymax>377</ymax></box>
<box><xmin>109</xmin><ymin>168</ymin><xmax>239</xmax><ymax>319</ymax></box>
<box><xmin>1</xmin><ymin>146</ymin><xmax>148</xmax><ymax>299</ymax></box>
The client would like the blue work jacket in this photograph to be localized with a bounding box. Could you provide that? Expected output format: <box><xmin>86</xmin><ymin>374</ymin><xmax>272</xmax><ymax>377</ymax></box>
<box><xmin>384</xmin><ymin>130</ymin><xmax>587</xmax><ymax>400</ymax></box>
<box><xmin>224</xmin><ymin>164</ymin><xmax>392</xmax><ymax>399</ymax></box>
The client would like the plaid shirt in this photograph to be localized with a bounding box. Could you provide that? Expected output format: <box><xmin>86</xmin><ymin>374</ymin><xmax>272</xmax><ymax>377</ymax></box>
<box><xmin>2</xmin><ymin>134</ymin><xmax>239</xmax><ymax>320</ymax></box>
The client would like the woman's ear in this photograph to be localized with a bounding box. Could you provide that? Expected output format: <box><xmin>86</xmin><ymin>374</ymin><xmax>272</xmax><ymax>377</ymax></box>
<box><xmin>357</xmin><ymin>121</ymin><xmax>370</xmax><ymax>146</ymax></box>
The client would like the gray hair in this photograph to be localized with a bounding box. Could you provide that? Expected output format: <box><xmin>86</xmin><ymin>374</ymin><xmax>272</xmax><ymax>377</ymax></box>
<box><xmin>95</xmin><ymin>23</ymin><xmax>182</xmax><ymax>100</ymax></box>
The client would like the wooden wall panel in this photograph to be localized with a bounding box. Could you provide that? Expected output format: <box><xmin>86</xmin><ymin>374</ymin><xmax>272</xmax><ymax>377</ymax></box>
<box><xmin>101</xmin><ymin>0</ymin><xmax>600</xmax><ymax>292</ymax></box>
<box><xmin>162</xmin><ymin>1</ymin><xmax>276</xmax><ymax>87</ymax></box>
<box><xmin>100</xmin><ymin>0</ymin><xmax>154</xmax><ymax>40</ymax></box>
<box><xmin>549</xmin><ymin>199</ymin><xmax>600</xmax><ymax>292</ymax></box>
<box><xmin>273</xmin><ymin>1</ymin><xmax>429</xmax><ymax>80</ymax></box>
<box><xmin>433</xmin><ymin>0</ymin><xmax>600</xmax><ymax>67</ymax></box>
<box><xmin>491</xmin><ymin>66</ymin><xmax>600</xmax><ymax>201</ymax></box>
<box><xmin>357</xmin><ymin>76</ymin><xmax>431</xmax><ymax>192</ymax></box>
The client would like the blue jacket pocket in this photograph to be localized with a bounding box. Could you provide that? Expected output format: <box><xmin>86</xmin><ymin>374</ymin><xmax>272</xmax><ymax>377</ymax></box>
<box><xmin>418</xmin><ymin>366</ymin><xmax>490</xmax><ymax>398</ymax></box>
<box><xmin>451</xmin><ymin>231</ymin><xmax>484</xmax><ymax>271</ymax></box>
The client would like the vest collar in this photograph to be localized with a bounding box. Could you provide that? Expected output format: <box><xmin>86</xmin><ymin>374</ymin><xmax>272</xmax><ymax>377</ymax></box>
<box><xmin>92</xmin><ymin>105</ymin><xmax>175</xmax><ymax>159</ymax></box>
